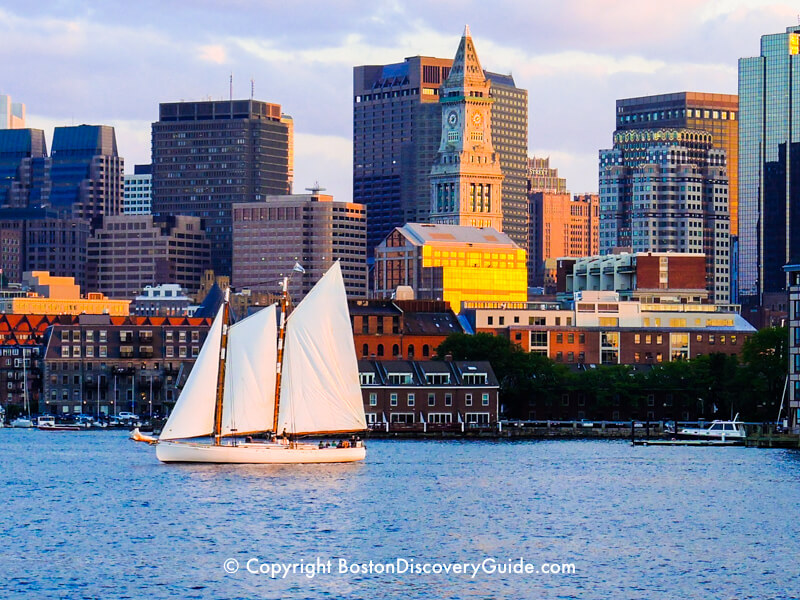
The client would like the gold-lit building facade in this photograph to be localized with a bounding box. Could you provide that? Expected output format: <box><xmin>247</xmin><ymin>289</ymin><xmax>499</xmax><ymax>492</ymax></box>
<box><xmin>373</xmin><ymin>223</ymin><xmax>527</xmax><ymax>311</ymax></box>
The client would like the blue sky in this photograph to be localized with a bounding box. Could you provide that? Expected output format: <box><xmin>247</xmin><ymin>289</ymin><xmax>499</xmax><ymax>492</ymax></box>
<box><xmin>1</xmin><ymin>0</ymin><xmax>796</xmax><ymax>197</ymax></box>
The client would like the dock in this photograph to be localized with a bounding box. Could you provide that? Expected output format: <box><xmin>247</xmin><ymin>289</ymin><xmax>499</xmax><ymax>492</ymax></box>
<box><xmin>744</xmin><ymin>434</ymin><xmax>800</xmax><ymax>448</ymax></box>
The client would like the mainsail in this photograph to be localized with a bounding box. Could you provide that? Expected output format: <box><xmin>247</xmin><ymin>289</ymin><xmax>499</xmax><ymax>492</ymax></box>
<box><xmin>221</xmin><ymin>305</ymin><xmax>278</xmax><ymax>436</ymax></box>
<box><xmin>159</xmin><ymin>306</ymin><xmax>224</xmax><ymax>440</ymax></box>
<box><xmin>277</xmin><ymin>262</ymin><xmax>367</xmax><ymax>434</ymax></box>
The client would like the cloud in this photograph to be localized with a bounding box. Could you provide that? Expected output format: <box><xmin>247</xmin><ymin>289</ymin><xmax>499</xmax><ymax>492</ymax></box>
<box><xmin>293</xmin><ymin>133</ymin><xmax>352</xmax><ymax>200</ymax></box>
<box><xmin>198</xmin><ymin>44</ymin><xmax>227</xmax><ymax>64</ymax></box>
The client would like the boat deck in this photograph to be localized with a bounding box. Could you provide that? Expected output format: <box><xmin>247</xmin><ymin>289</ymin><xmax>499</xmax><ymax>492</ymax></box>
<box><xmin>632</xmin><ymin>439</ymin><xmax>743</xmax><ymax>447</ymax></box>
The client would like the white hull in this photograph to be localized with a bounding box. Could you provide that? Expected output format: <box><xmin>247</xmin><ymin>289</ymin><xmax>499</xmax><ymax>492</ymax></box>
<box><xmin>10</xmin><ymin>418</ymin><xmax>34</xmax><ymax>428</ymax></box>
<box><xmin>155</xmin><ymin>440</ymin><xmax>366</xmax><ymax>464</ymax></box>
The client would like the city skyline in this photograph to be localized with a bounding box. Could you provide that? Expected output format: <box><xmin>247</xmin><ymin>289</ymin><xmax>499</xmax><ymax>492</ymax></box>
<box><xmin>1</xmin><ymin>1</ymin><xmax>796</xmax><ymax>199</ymax></box>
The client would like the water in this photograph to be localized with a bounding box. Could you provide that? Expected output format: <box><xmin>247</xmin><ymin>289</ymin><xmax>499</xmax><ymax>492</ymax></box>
<box><xmin>1</xmin><ymin>430</ymin><xmax>798</xmax><ymax>600</ymax></box>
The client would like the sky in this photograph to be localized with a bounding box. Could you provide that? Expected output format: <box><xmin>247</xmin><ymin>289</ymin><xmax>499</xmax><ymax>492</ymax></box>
<box><xmin>1</xmin><ymin>0</ymin><xmax>797</xmax><ymax>197</ymax></box>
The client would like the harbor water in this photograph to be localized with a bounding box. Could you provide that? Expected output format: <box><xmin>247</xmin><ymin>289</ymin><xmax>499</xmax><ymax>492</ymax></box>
<box><xmin>1</xmin><ymin>430</ymin><xmax>798</xmax><ymax>599</ymax></box>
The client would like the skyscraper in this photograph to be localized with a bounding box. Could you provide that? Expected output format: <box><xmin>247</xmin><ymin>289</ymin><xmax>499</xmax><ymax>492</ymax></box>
<box><xmin>49</xmin><ymin>125</ymin><xmax>124</xmax><ymax>220</ymax></box>
<box><xmin>353</xmin><ymin>31</ymin><xmax>528</xmax><ymax>254</ymax></box>
<box><xmin>599</xmin><ymin>128</ymin><xmax>731</xmax><ymax>304</ymax></box>
<box><xmin>527</xmin><ymin>156</ymin><xmax>567</xmax><ymax>194</ymax></box>
<box><xmin>232</xmin><ymin>191</ymin><xmax>367</xmax><ymax>300</ymax></box>
<box><xmin>123</xmin><ymin>164</ymin><xmax>152</xmax><ymax>215</ymax></box>
<box><xmin>739</xmin><ymin>26</ymin><xmax>800</xmax><ymax>301</ymax></box>
<box><xmin>151</xmin><ymin>99</ymin><xmax>292</xmax><ymax>276</ymax></box>
<box><xmin>615</xmin><ymin>93</ymin><xmax>738</xmax><ymax>235</ymax></box>
<box><xmin>430</xmin><ymin>26</ymin><xmax>504</xmax><ymax>230</ymax></box>
<box><xmin>0</xmin><ymin>95</ymin><xmax>25</xmax><ymax>129</ymax></box>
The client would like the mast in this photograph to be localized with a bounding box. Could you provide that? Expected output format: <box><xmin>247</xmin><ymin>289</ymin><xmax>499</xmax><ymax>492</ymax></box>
<box><xmin>212</xmin><ymin>288</ymin><xmax>232</xmax><ymax>445</ymax></box>
<box><xmin>272</xmin><ymin>263</ymin><xmax>305</xmax><ymax>434</ymax></box>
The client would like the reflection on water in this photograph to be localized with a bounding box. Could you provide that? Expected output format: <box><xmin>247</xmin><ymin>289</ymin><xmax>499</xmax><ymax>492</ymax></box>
<box><xmin>1</xmin><ymin>431</ymin><xmax>799</xmax><ymax>599</ymax></box>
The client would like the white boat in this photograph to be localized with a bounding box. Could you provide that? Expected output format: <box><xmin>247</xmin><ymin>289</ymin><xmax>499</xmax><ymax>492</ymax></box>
<box><xmin>132</xmin><ymin>262</ymin><xmax>367</xmax><ymax>464</ymax></box>
<box><xmin>37</xmin><ymin>416</ymin><xmax>83</xmax><ymax>431</ymax></box>
<box><xmin>10</xmin><ymin>417</ymin><xmax>35</xmax><ymax>428</ymax></box>
<box><xmin>671</xmin><ymin>414</ymin><xmax>747</xmax><ymax>441</ymax></box>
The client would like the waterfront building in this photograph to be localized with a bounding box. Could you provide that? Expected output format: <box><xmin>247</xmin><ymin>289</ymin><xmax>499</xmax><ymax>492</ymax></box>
<box><xmin>373</xmin><ymin>223</ymin><xmax>527</xmax><ymax>311</ymax></box>
<box><xmin>151</xmin><ymin>99</ymin><xmax>292</xmax><ymax>276</ymax></box>
<box><xmin>462</xmin><ymin>291</ymin><xmax>754</xmax><ymax>367</ymax></box>
<box><xmin>0</xmin><ymin>314</ymin><xmax>53</xmax><ymax>410</ymax></box>
<box><xmin>564</xmin><ymin>252</ymin><xmax>709</xmax><ymax>304</ymax></box>
<box><xmin>88</xmin><ymin>214</ymin><xmax>210</xmax><ymax>299</ymax></box>
<box><xmin>232</xmin><ymin>191</ymin><xmax>367</xmax><ymax>301</ymax></box>
<box><xmin>353</xmin><ymin>32</ymin><xmax>528</xmax><ymax>255</ymax></box>
<box><xmin>528</xmin><ymin>192</ymin><xmax>599</xmax><ymax>286</ymax></box>
<box><xmin>614</xmin><ymin>93</ymin><xmax>739</xmax><ymax>236</ymax></box>
<box><xmin>0</xmin><ymin>95</ymin><xmax>25</xmax><ymax>129</ymax></box>
<box><xmin>130</xmin><ymin>284</ymin><xmax>192</xmax><ymax>316</ymax></box>
<box><xmin>786</xmin><ymin>264</ymin><xmax>800</xmax><ymax>432</ymax></box>
<box><xmin>739</xmin><ymin>26</ymin><xmax>800</xmax><ymax>303</ymax></box>
<box><xmin>349</xmin><ymin>299</ymin><xmax>465</xmax><ymax>360</ymax></box>
<box><xmin>41</xmin><ymin>314</ymin><xmax>212</xmax><ymax>416</ymax></box>
<box><xmin>358</xmin><ymin>359</ymin><xmax>499</xmax><ymax>427</ymax></box>
<box><xmin>123</xmin><ymin>165</ymin><xmax>152</xmax><ymax>215</ymax></box>
<box><xmin>0</xmin><ymin>272</ymin><xmax>129</xmax><ymax>316</ymax></box>
<box><xmin>599</xmin><ymin>128</ymin><xmax>731</xmax><ymax>304</ymax></box>
<box><xmin>429</xmin><ymin>26</ymin><xmax>504</xmax><ymax>232</ymax></box>
<box><xmin>527</xmin><ymin>156</ymin><xmax>567</xmax><ymax>194</ymax></box>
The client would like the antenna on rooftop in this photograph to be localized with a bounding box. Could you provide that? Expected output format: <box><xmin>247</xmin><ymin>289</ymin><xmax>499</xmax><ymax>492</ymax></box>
<box><xmin>305</xmin><ymin>181</ymin><xmax>326</xmax><ymax>194</ymax></box>
<box><xmin>229</xmin><ymin>73</ymin><xmax>233</xmax><ymax>103</ymax></box>
<box><xmin>251</xmin><ymin>78</ymin><xmax>255</xmax><ymax>100</ymax></box>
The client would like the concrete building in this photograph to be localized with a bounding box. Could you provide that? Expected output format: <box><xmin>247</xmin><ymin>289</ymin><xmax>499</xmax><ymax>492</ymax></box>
<box><xmin>349</xmin><ymin>299</ymin><xmax>465</xmax><ymax>360</ymax></box>
<box><xmin>358</xmin><ymin>359</ymin><xmax>499</xmax><ymax>428</ymax></box>
<box><xmin>25</xmin><ymin>217</ymin><xmax>92</xmax><ymax>289</ymax></box>
<box><xmin>0</xmin><ymin>95</ymin><xmax>25</xmax><ymax>129</ymax></box>
<box><xmin>373</xmin><ymin>223</ymin><xmax>527</xmax><ymax>311</ymax></box>
<box><xmin>429</xmin><ymin>26</ymin><xmax>504</xmax><ymax>232</ymax></box>
<box><xmin>151</xmin><ymin>99</ymin><xmax>292</xmax><ymax>277</ymax></box>
<box><xmin>0</xmin><ymin>272</ymin><xmax>129</xmax><ymax>316</ymax></box>
<box><xmin>615</xmin><ymin>93</ymin><xmax>739</xmax><ymax>236</ymax></box>
<box><xmin>123</xmin><ymin>164</ymin><xmax>152</xmax><ymax>215</ymax></box>
<box><xmin>564</xmin><ymin>252</ymin><xmax>710</xmax><ymax>304</ymax></box>
<box><xmin>0</xmin><ymin>128</ymin><xmax>49</xmax><ymax>209</ymax></box>
<box><xmin>786</xmin><ymin>264</ymin><xmax>800</xmax><ymax>432</ymax></box>
<box><xmin>130</xmin><ymin>284</ymin><xmax>192</xmax><ymax>316</ymax></box>
<box><xmin>527</xmin><ymin>156</ymin><xmax>567</xmax><ymax>194</ymax></box>
<box><xmin>88</xmin><ymin>215</ymin><xmax>210</xmax><ymax>299</ymax></box>
<box><xmin>41</xmin><ymin>314</ymin><xmax>212</xmax><ymax>416</ymax></box>
<box><xmin>739</xmin><ymin>26</ymin><xmax>800</xmax><ymax>303</ymax></box>
<box><xmin>232</xmin><ymin>192</ymin><xmax>367</xmax><ymax>301</ymax></box>
<box><xmin>353</xmin><ymin>34</ymin><xmax>528</xmax><ymax>255</ymax></box>
<box><xmin>599</xmin><ymin>128</ymin><xmax>731</xmax><ymax>304</ymax></box>
<box><xmin>462</xmin><ymin>291</ymin><xmax>754</xmax><ymax>366</ymax></box>
<box><xmin>529</xmin><ymin>192</ymin><xmax>599</xmax><ymax>286</ymax></box>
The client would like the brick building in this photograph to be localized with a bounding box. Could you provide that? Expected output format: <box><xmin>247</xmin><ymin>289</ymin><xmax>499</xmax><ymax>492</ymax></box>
<box><xmin>358</xmin><ymin>359</ymin><xmax>499</xmax><ymax>428</ymax></box>
<box><xmin>349</xmin><ymin>299</ymin><xmax>464</xmax><ymax>360</ymax></box>
<box><xmin>0</xmin><ymin>314</ymin><xmax>54</xmax><ymax>411</ymax></box>
<box><xmin>41</xmin><ymin>314</ymin><xmax>212</xmax><ymax>417</ymax></box>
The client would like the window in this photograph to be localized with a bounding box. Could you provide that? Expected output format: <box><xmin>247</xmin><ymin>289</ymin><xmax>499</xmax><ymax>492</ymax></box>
<box><xmin>377</xmin><ymin>344</ymin><xmax>384</xmax><ymax>357</ymax></box>
<box><xmin>482</xmin><ymin>393</ymin><xmax>490</xmax><ymax>406</ymax></box>
<box><xmin>362</xmin><ymin>343</ymin><xmax>369</xmax><ymax>357</ymax></box>
<box><xmin>407</xmin><ymin>393</ymin><xmax>415</xmax><ymax>407</ymax></box>
<box><xmin>360</xmin><ymin>373</ymin><xmax>375</xmax><ymax>385</ymax></box>
<box><xmin>428</xmin><ymin>393</ymin><xmax>435</xmax><ymax>406</ymax></box>
<box><xmin>445</xmin><ymin>393</ymin><xmax>453</xmax><ymax>406</ymax></box>
<box><xmin>461</xmin><ymin>373</ymin><xmax>487</xmax><ymax>385</ymax></box>
<box><xmin>465</xmin><ymin>393</ymin><xmax>472</xmax><ymax>406</ymax></box>
<box><xmin>369</xmin><ymin>393</ymin><xmax>377</xmax><ymax>406</ymax></box>
<box><xmin>425</xmin><ymin>373</ymin><xmax>450</xmax><ymax>385</ymax></box>
<box><xmin>390</xmin><ymin>393</ymin><xmax>398</xmax><ymax>407</ymax></box>
<box><xmin>422</xmin><ymin>345</ymin><xmax>430</xmax><ymax>357</ymax></box>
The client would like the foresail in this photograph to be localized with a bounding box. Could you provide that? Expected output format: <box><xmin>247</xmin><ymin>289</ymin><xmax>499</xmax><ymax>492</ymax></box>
<box><xmin>159</xmin><ymin>306</ymin><xmax>224</xmax><ymax>440</ymax></box>
<box><xmin>278</xmin><ymin>262</ymin><xmax>367</xmax><ymax>434</ymax></box>
<box><xmin>221</xmin><ymin>305</ymin><xmax>278</xmax><ymax>436</ymax></box>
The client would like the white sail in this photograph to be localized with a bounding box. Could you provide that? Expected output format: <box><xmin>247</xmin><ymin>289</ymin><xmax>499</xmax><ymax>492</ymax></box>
<box><xmin>277</xmin><ymin>262</ymin><xmax>367</xmax><ymax>434</ymax></box>
<box><xmin>159</xmin><ymin>306</ymin><xmax>224</xmax><ymax>440</ymax></box>
<box><xmin>221</xmin><ymin>305</ymin><xmax>278</xmax><ymax>436</ymax></box>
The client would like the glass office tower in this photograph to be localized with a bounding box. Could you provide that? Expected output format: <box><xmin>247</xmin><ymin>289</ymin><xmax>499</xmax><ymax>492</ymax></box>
<box><xmin>739</xmin><ymin>25</ymin><xmax>800</xmax><ymax>302</ymax></box>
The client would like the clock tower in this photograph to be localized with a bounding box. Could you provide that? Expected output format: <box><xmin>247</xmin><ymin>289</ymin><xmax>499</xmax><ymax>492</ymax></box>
<box><xmin>429</xmin><ymin>25</ymin><xmax>504</xmax><ymax>230</ymax></box>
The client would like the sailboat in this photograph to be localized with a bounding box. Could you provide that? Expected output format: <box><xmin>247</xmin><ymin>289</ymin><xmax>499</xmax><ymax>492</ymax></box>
<box><xmin>132</xmin><ymin>262</ymin><xmax>367</xmax><ymax>463</ymax></box>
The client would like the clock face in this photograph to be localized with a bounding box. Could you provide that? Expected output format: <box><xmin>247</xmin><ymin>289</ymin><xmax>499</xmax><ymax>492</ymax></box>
<box><xmin>471</xmin><ymin>112</ymin><xmax>483</xmax><ymax>127</ymax></box>
<box><xmin>447</xmin><ymin>111</ymin><xmax>458</xmax><ymax>127</ymax></box>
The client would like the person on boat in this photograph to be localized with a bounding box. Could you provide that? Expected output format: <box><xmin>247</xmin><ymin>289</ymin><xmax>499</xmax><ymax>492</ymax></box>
<box><xmin>318</xmin><ymin>440</ymin><xmax>324</xmax><ymax>449</ymax></box>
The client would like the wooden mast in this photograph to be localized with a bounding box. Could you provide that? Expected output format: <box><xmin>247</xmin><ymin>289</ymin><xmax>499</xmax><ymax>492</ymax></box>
<box><xmin>212</xmin><ymin>288</ymin><xmax>231</xmax><ymax>445</ymax></box>
<box><xmin>272</xmin><ymin>263</ymin><xmax>303</xmax><ymax>436</ymax></box>
<box><xmin>272</xmin><ymin>276</ymin><xmax>289</xmax><ymax>435</ymax></box>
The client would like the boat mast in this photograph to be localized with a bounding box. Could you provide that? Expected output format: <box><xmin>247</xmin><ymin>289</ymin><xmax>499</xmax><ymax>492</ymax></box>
<box><xmin>272</xmin><ymin>263</ymin><xmax>304</xmax><ymax>434</ymax></box>
<box><xmin>212</xmin><ymin>288</ymin><xmax>232</xmax><ymax>445</ymax></box>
